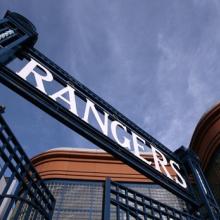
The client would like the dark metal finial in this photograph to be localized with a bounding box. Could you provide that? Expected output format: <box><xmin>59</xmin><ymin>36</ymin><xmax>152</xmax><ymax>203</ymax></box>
<box><xmin>0</xmin><ymin>105</ymin><xmax>5</xmax><ymax>113</ymax></box>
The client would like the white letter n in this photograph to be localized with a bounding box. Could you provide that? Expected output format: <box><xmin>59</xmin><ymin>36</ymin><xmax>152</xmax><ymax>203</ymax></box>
<box><xmin>83</xmin><ymin>99</ymin><xmax>109</xmax><ymax>136</ymax></box>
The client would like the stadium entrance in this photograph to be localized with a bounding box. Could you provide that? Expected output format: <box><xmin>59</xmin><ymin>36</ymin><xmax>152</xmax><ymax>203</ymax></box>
<box><xmin>0</xmin><ymin>11</ymin><xmax>219</xmax><ymax>219</ymax></box>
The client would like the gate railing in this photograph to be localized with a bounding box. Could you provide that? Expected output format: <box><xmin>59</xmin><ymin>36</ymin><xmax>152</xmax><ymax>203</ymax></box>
<box><xmin>103</xmin><ymin>178</ymin><xmax>201</xmax><ymax>220</ymax></box>
<box><xmin>0</xmin><ymin>107</ymin><xmax>55</xmax><ymax>220</ymax></box>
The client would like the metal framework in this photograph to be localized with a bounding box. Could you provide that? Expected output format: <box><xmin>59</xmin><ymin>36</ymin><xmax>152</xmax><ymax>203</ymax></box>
<box><xmin>0</xmin><ymin>10</ymin><xmax>220</xmax><ymax>219</ymax></box>
<box><xmin>0</xmin><ymin>11</ymin><xmax>196</xmax><ymax>205</ymax></box>
<box><xmin>0</xmin><ymin>108</ymin><xmax>55</xmax><ymax>220</ymax></box>
<box><xmin>103</xmin><ymin>178</ymin><xmax>201</xmax><ymax>220</ymax></box>
<box><xmin>176</xmin><ymin>147</ymin><xmax>220</xmax><ymax>219</ymax></box>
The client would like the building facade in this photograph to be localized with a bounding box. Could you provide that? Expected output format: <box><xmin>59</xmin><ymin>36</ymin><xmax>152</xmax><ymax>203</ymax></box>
<box><xmin>31</xmin><ymin>148</ymin><xmax>188</xmax><ymax>219</ymax></box>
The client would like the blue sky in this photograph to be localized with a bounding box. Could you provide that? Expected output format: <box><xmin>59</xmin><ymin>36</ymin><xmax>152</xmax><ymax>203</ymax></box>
<box><xmin>1</xmin><ymin>1</ymin><xmax>220</xmax><ymax>157</ymax></box>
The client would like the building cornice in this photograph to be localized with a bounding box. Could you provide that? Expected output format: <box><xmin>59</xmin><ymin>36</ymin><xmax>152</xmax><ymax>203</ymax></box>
<box><xmin>31</xmin><ymin>149</ymin><xmax>176</xmax><ymax>183</ymax></box>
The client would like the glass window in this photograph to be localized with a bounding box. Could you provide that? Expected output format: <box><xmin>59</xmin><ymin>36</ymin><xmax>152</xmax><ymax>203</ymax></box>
<box><xmin>45</xmin><ymin>179</ymin><xmax>186</xmax><ymax>220</ymax></box>
<box><xmin>45</xmin><ymin>180</ymin><xmax>103</xmax><ymax>220</ymax></box>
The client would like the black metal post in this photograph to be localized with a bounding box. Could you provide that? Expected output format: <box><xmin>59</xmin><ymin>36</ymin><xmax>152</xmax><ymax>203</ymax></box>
<box><xmin>176</xmin><ymin>147</ymin><xmax>220</xmax><ymax>219</ymax></box>
<box><xmin>0</xmin><ymin>105</ymin><xmax>5</xmax><ymax>113</ymax></box>
<box><xmin>102</xmin><ymin>177</ymin><xmax>111</xmax><ymax>220</ymax></box>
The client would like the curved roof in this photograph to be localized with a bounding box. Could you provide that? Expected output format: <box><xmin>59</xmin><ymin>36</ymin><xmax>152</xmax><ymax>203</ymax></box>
<box><xmin>31</xmin><ymin>148</ymin><xmax>173</xmax><ymax>182</ymax></box>
<box><xmin>32</xmin><ymin>148</ymin><xmax>157</xmax><ymax>182</ymax></box>
<box><xmin>190</xmin><ymin>102</ymin><xmax>220</xmax><ymax>170</ymax></box>
<box><xmin>47</xmin><ymin>147</ymin><xmax>152</xmax><ymax>155</ymax></box>
<box><xmin>47</xmin><ymin>147</ymin><xmax>105</xmax><ymax>153</ymax></box>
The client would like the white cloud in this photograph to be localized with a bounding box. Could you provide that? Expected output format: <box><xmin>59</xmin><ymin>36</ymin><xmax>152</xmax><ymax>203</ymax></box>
<box><xmin>153</xmin><ymin>10</ymin><xmax>220</xmax><ymax>150</ymax></box>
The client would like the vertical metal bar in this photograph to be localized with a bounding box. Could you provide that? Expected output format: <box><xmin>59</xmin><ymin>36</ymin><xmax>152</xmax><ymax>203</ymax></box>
<box><xmin>158</xmin><ymin>203</ymin><xmax>162</xmax><ymax>219</ymax></box>
<box><xmin>134</xmin><ymin>192</ymin><xmax>138</xmax><ymax>218</ymax></box>
<box><xmin>186</xmin><ymin>151</ymin><xmax>219</xmax><ymax>219</ymax></box>
<box><xmin>32</xmin><ymin>208</ymin><xmax>40</xmax><ymax>220</ymax></box>
<box><xmin>1</xmin><ymin>181</ymin><xmax>22</xmax><ymax>220</ymax></box>
<box><xmin>13</xmin><ymin>188</ymin><xmax>30</xmax><ymax>219</ymax></box>
<box><xmin>150</xmin><ymin>200</ymin><xmax>154</xmax><ymax>218</ymax></box>
<box><xmin>142</xmin><ymin>197</ymin><xmax>147</xmax><ymax>220</ymax></box>
<box><xmin>176</xmin><ymin>147</ymin><xmax>220</xmax><ymax>219</ymax></box>
<box><xmin>196</xmin><ymin>164</ymin><xmax>218</xmax><ymax>207</ymax></box>
<box><xmin>188</xmin><ymin>158</ymin><xmax>217</xmax><ymax>220</ymax></box>
<box><xmin>0</xmin><ymin>171</ymin><xmax>15</xmax><ymax>206</ymax></box>
<box><xmin>125</xmin><ymin>189</ymin><xmax>129</xmax><ymax>220</ymax></box>
<box><xmin>116</xmin><ymin>184</ymin><xmax>120</xmax><ymax>220</ymax></box>
<box><xmin>164</xmin><ymin>206</ymin><xmax>168</xmax><ymax>219</ymax></box>
<box><xmin>102</xmin><ymin>177</ymin><xmax>111</xmax><ymax>220</ymax></box>
<box><xmin>23</xmin><ymin>204</ymin><xmax>33</xmax><ymax>220</ymax></box>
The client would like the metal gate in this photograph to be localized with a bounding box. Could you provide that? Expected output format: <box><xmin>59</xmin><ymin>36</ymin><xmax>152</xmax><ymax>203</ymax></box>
<box><xmin>0</xmin><ymin>107</ymin><xmax>55</xmax><ymax>220</ymax></box>
<box><xmin>103</xmin><ymin>178</ymin><xmax>201</xmax><ymax>220</ymax></box>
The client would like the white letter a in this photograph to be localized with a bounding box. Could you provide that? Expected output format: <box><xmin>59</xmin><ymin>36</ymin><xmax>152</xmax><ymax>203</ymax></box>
<box><xmin>50</xmin><ymin>85</ymin><xmax>78</xmax><ymax>116</ymax></box>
